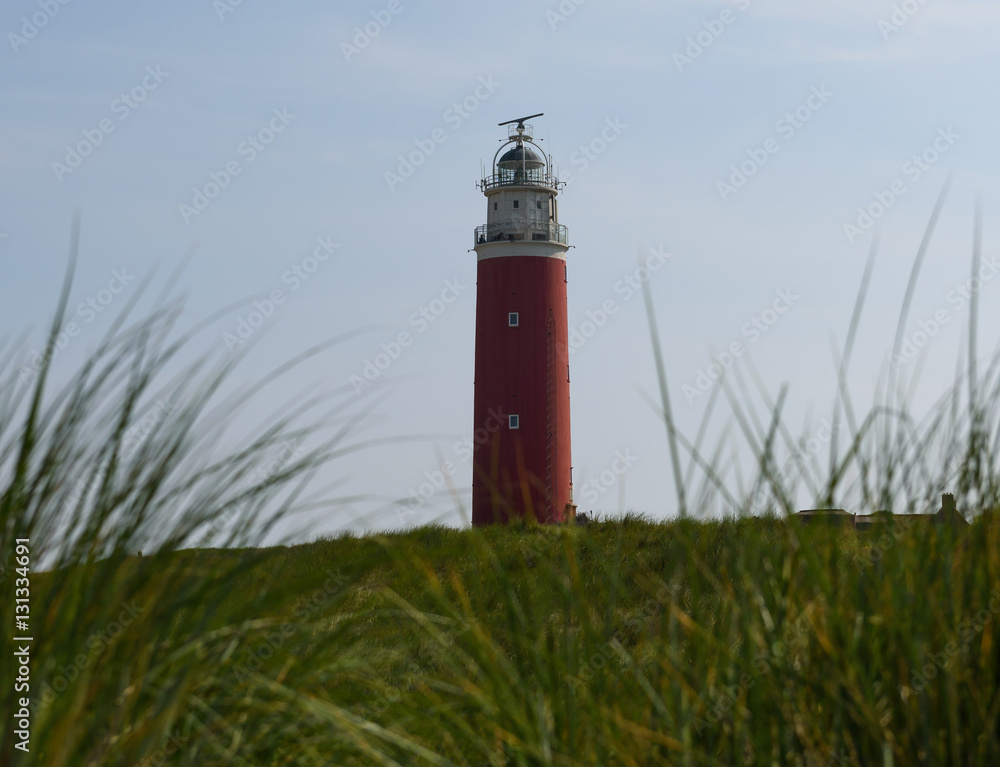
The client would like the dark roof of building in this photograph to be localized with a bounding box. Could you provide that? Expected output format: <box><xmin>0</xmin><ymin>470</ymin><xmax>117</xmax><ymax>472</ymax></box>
<box><xmin>797</xmin><ymin>494</ymin><xmax>969</xmax><ymax>528</ymax></box>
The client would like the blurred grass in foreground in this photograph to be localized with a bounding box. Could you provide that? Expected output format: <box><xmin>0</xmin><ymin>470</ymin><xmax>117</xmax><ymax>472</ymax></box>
<box><xmin>2</xmin><ymin>195</ymin><xmax>1000</xmax><ymax>766</ymax></box>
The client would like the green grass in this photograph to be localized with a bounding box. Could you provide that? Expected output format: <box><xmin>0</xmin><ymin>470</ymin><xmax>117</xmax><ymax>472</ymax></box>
<box><xmin>4</xmin><ymin>197</ymin><xmax>1000</xmax><ymax>765</ymax></box>
<box><xmin>18</xmin><ymin>514</ymin><xmax>1000</xmax><ymax>765</ymax></box>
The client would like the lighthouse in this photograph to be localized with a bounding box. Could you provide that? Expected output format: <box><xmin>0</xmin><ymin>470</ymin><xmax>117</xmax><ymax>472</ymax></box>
<box><xmin>471</xmin><ymin>114</ymin><xmax>574</xmax><ymax>526</ymax></box>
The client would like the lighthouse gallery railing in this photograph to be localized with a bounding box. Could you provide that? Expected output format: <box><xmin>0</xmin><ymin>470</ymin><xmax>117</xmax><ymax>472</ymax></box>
<box><xmin>474</xmin><ymin>222</ymin><xmax>568</xmax><ymax>247</ymax></box>
<box><xmin>479</xmin><ymin>170</ymin><xmax>563</xmax><ymax>191</ymax></box>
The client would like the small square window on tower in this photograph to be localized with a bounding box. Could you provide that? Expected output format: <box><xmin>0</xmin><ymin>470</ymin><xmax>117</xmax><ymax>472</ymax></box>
<box><xmin>509</xmin><ymin>414</ymin><xmax>520</xmax><ymax>430</ymax></box>
<box><xmin>508</xmin><ymin>312</ymin><xmax>519</xmax><ymax>327</ymax></box>
<box><xmin>493</xmin><ymin>202</ymin><xmax>497</xmax><ymax>210</ymax></box>
<box><xmin>536</xmin><ymin>200</ymin><xmax>542</xmax><ymax>209</ymax></box>
<box><xmin>513</xmin><ymin>200</ymin><xmax>519</xmax><ymax>208</ymax></box>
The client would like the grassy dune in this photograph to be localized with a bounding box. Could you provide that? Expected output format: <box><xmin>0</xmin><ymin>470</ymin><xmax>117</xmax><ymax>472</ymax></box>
<box><xmin>17</xmin><ymin>513</ymin><xmax>1000</xmax><ymax>766</ymax></box>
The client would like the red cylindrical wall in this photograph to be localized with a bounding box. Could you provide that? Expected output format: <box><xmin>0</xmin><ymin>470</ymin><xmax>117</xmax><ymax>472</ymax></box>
<box><xmin>472</xmin><ymin>255</ymin><xmax>572</xmax><ymax>525</ymax></box>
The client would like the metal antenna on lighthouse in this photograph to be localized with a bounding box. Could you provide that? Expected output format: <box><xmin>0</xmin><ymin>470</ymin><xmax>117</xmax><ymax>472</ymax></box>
<box><xmin>498</xmin><ymin>113</ymin><xmax>543</xmax><ymax>142</ymax></box>
<box><xmin>498</xmin><ymin>113</ymin><xmax>544</xmax><ymax>129</ymax></box>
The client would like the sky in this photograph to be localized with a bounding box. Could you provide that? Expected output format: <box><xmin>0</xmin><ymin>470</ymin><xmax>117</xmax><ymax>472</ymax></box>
<box><xmin>3</xmin><ymin>0</ymin><xmax>1000</xmax><ymax>538</ymax></box>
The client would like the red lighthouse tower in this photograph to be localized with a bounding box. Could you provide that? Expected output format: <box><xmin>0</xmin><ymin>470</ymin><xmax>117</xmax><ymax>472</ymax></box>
<box><xmin>471</xmin><ymin>114</ymin><xmax>574</xmax><ymax>526</ymax></box>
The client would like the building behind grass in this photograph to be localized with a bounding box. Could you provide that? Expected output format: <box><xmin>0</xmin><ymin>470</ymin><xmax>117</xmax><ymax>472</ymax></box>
<box><xmin>796</xmin><ymin>492</ymin><xmax>970</xmax><ymax>530</ymax></box>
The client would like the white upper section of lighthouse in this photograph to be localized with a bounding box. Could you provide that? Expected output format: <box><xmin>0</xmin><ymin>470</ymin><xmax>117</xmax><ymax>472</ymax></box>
<box><xmin>473</xmin><ymin>115</ymin><xmax>569</xmax><ymax>261</ymax></box>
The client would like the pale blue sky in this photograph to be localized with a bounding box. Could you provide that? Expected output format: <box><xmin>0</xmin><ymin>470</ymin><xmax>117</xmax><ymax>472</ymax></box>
<box><xmin>3</xmin><ymin>0</ymin><xmax>1000</xmax><ymax>536</ymax></box>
